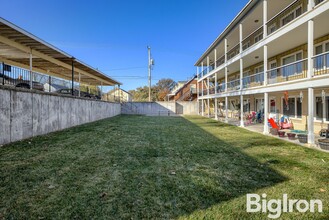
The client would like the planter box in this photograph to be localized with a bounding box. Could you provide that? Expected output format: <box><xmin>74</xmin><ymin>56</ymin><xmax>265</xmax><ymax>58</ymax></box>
<box><xmin>287</xmin><ymin>133</ymin><xmax>296</xmax><ymax>140</ymax></box>
<box><xmin>278</xmin><ymin>131</ymin><xmax>285</xmax><ymax>137</ymax></box>
<box><xmin>318</xmin><ymin>139</ymin><xmax>329</xmax><ymax>151</ymax></box>
<box><xmin>297</xmin><ymin>134</ymin><xmax>308</xmax><ymax>143</ymax></box>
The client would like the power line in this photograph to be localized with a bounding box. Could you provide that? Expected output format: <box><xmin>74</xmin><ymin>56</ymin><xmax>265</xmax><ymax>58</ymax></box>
<box><xmin>103</xmin><ymin>66</ymin><xmax>147</xmax><ymax>71</ymax></box>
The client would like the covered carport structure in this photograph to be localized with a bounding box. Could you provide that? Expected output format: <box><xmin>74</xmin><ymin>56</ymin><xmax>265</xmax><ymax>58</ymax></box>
<box><xmin>0</xmin><ymin>17</ymin><xmax>121</xmax><ymax>96</ymax></box>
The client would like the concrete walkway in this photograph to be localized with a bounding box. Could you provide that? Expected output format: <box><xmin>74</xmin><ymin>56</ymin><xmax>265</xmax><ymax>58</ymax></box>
<box><xmin>213</xmin><ymin>116</ymin><xmax>328</xmax><ymax>153</ymax></box>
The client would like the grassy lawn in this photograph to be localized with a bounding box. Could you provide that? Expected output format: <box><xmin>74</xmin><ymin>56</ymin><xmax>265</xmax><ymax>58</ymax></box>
<box><xmin>0</xmin><ymin>115</ymin><xmax>328</xmax><ymax>219</ymax></box>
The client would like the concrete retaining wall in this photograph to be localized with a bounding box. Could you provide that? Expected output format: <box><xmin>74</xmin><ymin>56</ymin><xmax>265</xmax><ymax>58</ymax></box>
<box><xmin>0</xmin><ymin>87</ymin><xmax>121</xmax><ymax>145</ymax></box>
<box><xmin>121</xmin><ymin>101</ymin><xmax>198</xmax><ymax>116</ymax></box>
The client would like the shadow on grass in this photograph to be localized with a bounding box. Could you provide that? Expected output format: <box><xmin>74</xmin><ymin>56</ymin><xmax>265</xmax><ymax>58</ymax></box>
<box><xmin>0</xmin><ymin>115</ymin><xmax>288</xmax><ymax>219</ymax></box>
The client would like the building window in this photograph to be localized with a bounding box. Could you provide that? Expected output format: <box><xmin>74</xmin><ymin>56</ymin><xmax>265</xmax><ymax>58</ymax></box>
<box><xmin>282</xmin><ymin>97</ymin><xmax>302</xmax><ymax>118</ymax></box>
<box><xmin>254</xmin><ymin>66</ymin><xmax>264</xmax><ymax>83</ymax></box>
<box><xmin>281</xmin><ymin>6</ymin><xmax>303</xmax><ymax>26</ymax></box>
<box><xmin>268</xmin><ymin>24</ymin><xmax>277</xmax><ymax>34</ymax></box>
<box><xmin>254</xmin><ymin>33</ymin><xmax>263</xmax><ymax>43</ymax></box>
<box><xmin>282</xmin><ymin>52</ymin><xmax>303</xmax><ymax>77</ymax></box>
<box><xmin>243</xmin><ymin>41</ymin><xmax>250</xmax><ymax>51</ymax></box>
<box><xmin>270</xmin><ymin>99</ymin><xmax>276</xmax><ymax>113</ymax></box>
<box><xmin>255</xmin><ymin>99</ymin><xmax>264</xmax><ymax>112</ymax></box>
<box><xmin>283</xmin><ymin>98</ymin><xmax>295</xmax><ymax>117</ymax></box>
<box><xmin>316</xmin><ymin>96</ymin><xmax>329</xmax><ymax>121</ymax></box>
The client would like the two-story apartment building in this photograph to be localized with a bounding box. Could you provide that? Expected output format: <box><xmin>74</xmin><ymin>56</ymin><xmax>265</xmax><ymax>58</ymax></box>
<box><xmin>195</xmin><ymin>0</ymin><xmax>329</xmax><ymax>145</ymax></box>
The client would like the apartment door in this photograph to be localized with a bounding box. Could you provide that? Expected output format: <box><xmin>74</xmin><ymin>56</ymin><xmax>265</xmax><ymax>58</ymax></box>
<box><xmin>268</xmin><ymin>61</ymin><xmax>277</xmax><ymax>84</ymax></box>
<box><xmin>282</xmin><ymin>52</ymin><xmax>302</xmax><ymax>77</ymax></box>
<box><xmin>255</xmin><ymin>98</ymin><xmax>264</xmax><ymax>113</ymax></box>
<box><xmin>314</xmin><ymin>41</ymin><xmax>329</xmax><ymax>73</ymax></box>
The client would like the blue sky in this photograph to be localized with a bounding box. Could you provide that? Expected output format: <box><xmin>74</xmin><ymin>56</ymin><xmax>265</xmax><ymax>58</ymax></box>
<box><xmin>2</xmin><ymin>0</ymin><xmax>249</xmax><ymax>91</ymax></box>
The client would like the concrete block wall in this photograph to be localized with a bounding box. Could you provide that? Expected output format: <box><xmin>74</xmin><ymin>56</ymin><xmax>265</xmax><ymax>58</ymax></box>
<box><xmin>0</xmin><ymin>87</ymin><xmax>121</xmax><ymax>145</ymax></box>
<box><xmin>121</xmin><ymin>101</ymin><xmax>198</xmax><ymax>116</ymax></box>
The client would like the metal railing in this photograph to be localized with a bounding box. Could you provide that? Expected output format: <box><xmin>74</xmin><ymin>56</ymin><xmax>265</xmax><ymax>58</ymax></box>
<box><xmin>0</xmin><ymin>63</ymin><xmax>105</xmax><ymax>100</ymax></box>
<box><xmin>315</xmin><ymin>0</ymin><xmax>325</xmax><ymax>6</ymax></box>
<box><xmin>242</xmin><ymin>26</ymin><xmax>263</xmax><ymax>51</ymax></box>
<box><xmin>267</xmin><ymin>58</ymin><xmax>307</xmax><ymax>84</ymax></box>
<box><xmin>216</xmin><ymin>83</ymin><xmax>226</xmax><ymax>93</ymax></box>
<box><xmin>227</xmin><ymin>43</ymin><xmax>240</xmax><ymax>61</ymax></box>
<box><xmin>313</xmin><ymin>51</ymin><xmax>329</xmax><ymax>76</ymax></box>
<box><xmin>216</xmin><ymin>55</ymin><xmax>225</xmax><ymax>67</ymax></box>
<box><xmin>227</xmin><ymin>79</ymin><xmax>240</xmax><ymax>91</ymax></box>
<box><xmin>266</xmin><ymin>0</ymin><xmax>307</xmax><ymax>35</ymax></box>
<box><xmin>209</xmin><ymin>87</ymin><xmax>216</xmax><ymax>95</ymax></box>
<box><xmin>242</xmin><ymin>72</ymin><xmax>264</xmax><ymax>89</ymax></box>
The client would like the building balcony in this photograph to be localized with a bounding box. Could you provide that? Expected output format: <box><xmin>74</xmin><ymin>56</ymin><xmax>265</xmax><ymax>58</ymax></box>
<box><xmin>242</xmin><ymin>26</ymin><xmax>263</xmax><ymax>52</ymax></box>
<box><xmin>227</xmin><ymin>78</ymin><xmax>240</xmax><ymax>91</ymax></box>
<box><xmin>267</xmin><ymin>59</ymin><xmax>308</xmax><ymax>85</ymax></box>
<box><xmin>267</xmin><ymin>0</ymin><xmax>308</xmax><ymax>35</ymax></box>
<box><xmin>242</xmin><ymin>72</ymin><xmax>264</xmax><ymax>89</ymax></box>
<box><xmin>313</xmin><ymin>51</ymin><xmax>329</xmax><ymax>76</ymax></box>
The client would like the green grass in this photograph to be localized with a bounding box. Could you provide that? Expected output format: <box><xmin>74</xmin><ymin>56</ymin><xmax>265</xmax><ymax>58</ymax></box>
<box><xmin>0</xmin><ymin>115</ymin><xmax>328</xmax><ymax>219</ymax></box>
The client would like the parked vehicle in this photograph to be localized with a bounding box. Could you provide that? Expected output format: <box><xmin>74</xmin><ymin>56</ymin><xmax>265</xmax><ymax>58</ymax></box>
<box><xmin>56</xmin><ymin>89</ymin><xmax>93</xmax><ymax>98</ymax></box>
<box><xmin>0</xmin><ymin>73</ymin><xmax>44</xmax><ymax>91</ymax></box>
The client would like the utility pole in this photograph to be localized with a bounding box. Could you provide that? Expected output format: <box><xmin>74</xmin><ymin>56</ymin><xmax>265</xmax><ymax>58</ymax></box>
<box><xmin>147</xmin><ymin>46</ymin><xmax>154</xmax><ymax>102</ymax></box>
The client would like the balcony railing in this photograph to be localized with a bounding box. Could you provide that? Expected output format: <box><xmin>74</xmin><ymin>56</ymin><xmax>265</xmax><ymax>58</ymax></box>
<box><xmin>227</xmin><ymin>43</ymin><xmax>240</xmax><ymax>61</ymax></box>
<box><xmin>216</xmin><ymin>83</ymin><xmax>226</xmax><ymax>93</ymax></box>
<box><xmin>313</xmin><ymin>51</ymin><xmax>329</xmax><ymax>76</ymax></box>
<box><xmin>315</xmin><ymin>0</ymin><xmax>325</xmax><ymax>6</ymax></box>
<box><xmin>216</xmin><ymin>55</ymin><xmax>225</xmax><ymax>67</ymax></box>
<box><xmin>242</xmin><ymin>26</ymin><xmax>263</xmax><ymax>51</ymax></box>
<box><xmin>267</xmin><ymin>58</ymin><xmax>307</xmax><ymax>84</ymax></box>
<box><xmin>242</xmin><ymin>72</ymin><xmax>264</xmax><ymax>89</ymax></box>
<box><xmin>198</xmin><ymin>65</ymin><xmax>215</xmax><ymax>78</ymax></box>
<box><xmin>209</xmin><ymin>87</ymin><xmax>216</xmax><ymax>95</ymax></box>
<box><xmin>266</xmin><ymin>0</ymin><xmax>307</xmax><ymax>35</ymax></box>
<box><xmin>227</xmin><ymin>79</ymin><xmax>240</xmax><ymax>91</ymax></box>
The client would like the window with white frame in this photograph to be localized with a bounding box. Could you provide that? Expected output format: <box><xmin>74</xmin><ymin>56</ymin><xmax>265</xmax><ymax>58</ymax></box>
<box><xmin>243</xmin><ymin>99</ymin><xmax>250</xmax><ymax>113</ymax></box>
<box><xmin>243</xmin><ymin>41</ymin><xmax>250</xmax><ymax>51</ymax></box>
<box><xmin>314</xmin><ymin>41</ymin><xmax>329</xmax><ymax>71</ymax></box>
<box><xmin>315</xmin><ymin>96</ymin><xmax>329</xmax><ymax>121</ymax></box>
<box><xmin>270</xmin><ymin>99</ymin><xmax>276</xmax><ymax>113</ymax></box>
<box><xmin>254</xmin><ymin>33</ymin><xmax>263</xmax><ymax>43</ymax></box>
<box><xmin>281</xmin><ymin>6</ymin><xmax>303</xmax><ymax>26</ymax></box>
<box><xmin>254</xmin><ymin>65</ymin><xmax>264</xmax><ymax>83</ymax></box>
<box><xmin>255</xmin><ymin>99</ymin><xmax>264</xmax><ymax>112</ymax></box>
<box><xmin>268</xmin><ymin>24</ymin><xmax>277</xmax><ymax>34</ymax></box>
<box><xmin>282</xmin><ymin>52</ymin><xmax>303</xmax><ymax>77</ymax></box>
<box><xmin>282</xmin><ymin>97</ymin><xmax>302</xmax><ymax>118</ymax></box>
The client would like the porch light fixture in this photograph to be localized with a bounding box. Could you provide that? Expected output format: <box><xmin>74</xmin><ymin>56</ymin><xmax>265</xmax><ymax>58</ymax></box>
<box><xmin>254</xmin><ymin>19</ymin><xmax>259</xmax><ymax>23</ymax></box>
<box><xmin>322</xmin><ymin>90</ymin><xmax>326</xmax><ymax>103</ymax></box>
<box><xmin>255</xmin><ymin>56</ymin><xmax>259</xmax><ymax>59</ymax></box>
<box><xmin>299</xmin><ymin>91</ymin><xmax>303</xmax><ymax>103</ymax></box>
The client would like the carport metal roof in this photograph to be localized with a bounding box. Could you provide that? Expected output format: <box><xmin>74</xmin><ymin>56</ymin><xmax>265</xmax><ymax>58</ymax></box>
<box><xmin>0</xmin><ymin>17</ymin><xmax>121</xmax><ymax>86</ymax></box>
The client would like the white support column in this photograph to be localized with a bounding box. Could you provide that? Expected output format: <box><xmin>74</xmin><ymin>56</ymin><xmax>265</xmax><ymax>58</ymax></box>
<box><xmin>78</xmin><ymin>72</ymin><xmax>81</xmax><ymax>97</ymax></box>
<box><xmin>240</xmin><ymin>59</ymin><xmax>243</xmax><ymax>90</ymax></box>
<box><xmin>207</xmin><ymin>56</ymin><xmax>210</xmax><ymax>73</ymax></box>
<box><xmin>308</xmin><ymin>0</ymin><xmax>315</xmax><ymax>11</ymax></box>
<box><xmin>225</xmin><ymin>96</ymin><xmax>228</xmax><ymax>123</ymax></box>
<box><xmin>225</xmin><ymin>67</ymin><xmax>228</xmax><ymax>92</ymax></box>
<box><xmin>202</xmin><ymin>99</ymin><xmax>204</xmax><ymax>116</ymax></box>
<box><xmin>308</xmin><ymin>88</ymin><xmax>315</xmax><ymax>145</ymax></box>
<box><xmin>264</xmin><ymin>45</ymin><xmax>268</xmax><ymax>85</ymax></box>
<box><xmin>207</xmin><ymin>99</ymin><xmax>210</xmax><ymax>117</ymax></box>
<box><xmin>215</xmin><ymin>98</ymin><xmax>218</xmax><ymax>120</ymax></box>
<box><xmin>239</xmin><ymin>23</ymin><xmax>243</xmax><ymax>53</ymax></box>
<box><xmin>214</xmin><ymin>49</ymin><xmax>217</xmax><ymax>69</ymax></box>
<box><xmin>263</xmin><ymin>92</ymin><xmax>269</xmax><ymax>134</ymax></box>
<box><xmin>207</xmin><ymin>77</ymin><xmax>210</xmax><ymax>95</ymax></box>
<box><xmin>201</xmin><ymin>62</ymin><xmax>204</xmax><ymax>77</ymax></box>
<box><xmin>263</xmin><ymin>0</ymin><xmax>268</xmax><ymax>38</ymax></box>
<box><xmin>202</xmin><ymin>79</ymin><xmax>204</xmax><ymax>96</ymax></box>
<box><xmin>101</xmin><ymin>82</ymin><xmax>103</xmax><ymax>100</ymax></box>
<box><xmin>29</xmin><ymin>51</ymin><xmax>33</xmax><ymax>89</ymax></box>
<box><xmin>240</xmin><ymin>95</ymin><xmax>244</xmax><ymax>127</ymax></box>
<box><xmin>215</xmin><ymin>73</ymin><xmax>218</xmax><ymax>94</ymax></box>
<box><xmin>308</xmin><ymin>19</ymin><xmax>314</xmax><ymax>79</ymax></box>
<box><xmin>224</xmin><ymin>38</ymin><xmax>228</xmax><ymax>62</ymax></box>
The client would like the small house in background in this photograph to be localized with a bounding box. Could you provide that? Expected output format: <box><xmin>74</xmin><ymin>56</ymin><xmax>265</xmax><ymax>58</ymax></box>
<box><xmin>103</xmin><ymin>88</ymin><xmax>132</xmax><ymax>102</ymax></box>
<box><xmin>167</xmin><ymin>76</ymin><xmax>197</xmax><ymax>101</ymax></box>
